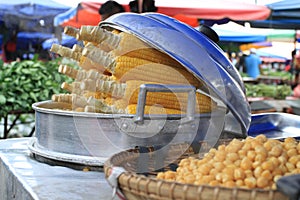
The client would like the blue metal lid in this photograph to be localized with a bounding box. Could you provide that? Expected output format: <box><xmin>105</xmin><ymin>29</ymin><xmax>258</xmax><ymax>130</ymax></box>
<box><xmin>100</xmin><ymin>12</ymin><xmax>251</xmax><ymax>135</ymax></box>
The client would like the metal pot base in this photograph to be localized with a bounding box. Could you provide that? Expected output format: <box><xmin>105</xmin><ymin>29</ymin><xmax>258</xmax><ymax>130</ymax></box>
<box><xmin>28</xmin><ymin>138</ymin><xmax>105</xmax><ymax>170</ymax></box>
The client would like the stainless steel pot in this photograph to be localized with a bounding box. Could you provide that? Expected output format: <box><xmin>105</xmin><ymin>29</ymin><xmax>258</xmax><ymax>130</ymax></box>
<box><xmin>31</xmin><ymin>99</ymin><xmax>227</xmax><ymax>166</ymax></box>
<box><xmin>29</xmin><ymin>13</ymin><xmax>251</xmax><ymax>167</ymax></box>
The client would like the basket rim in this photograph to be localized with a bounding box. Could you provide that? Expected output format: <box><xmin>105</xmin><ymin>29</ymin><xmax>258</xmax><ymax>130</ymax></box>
<box><xmin>104</xmin><ymin>142</ymin><xmax>288</xmax><ymax>200</ymax></box>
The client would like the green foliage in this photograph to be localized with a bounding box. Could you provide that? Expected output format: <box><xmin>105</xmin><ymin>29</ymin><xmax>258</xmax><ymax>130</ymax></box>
<box><xmin>245</xmin><ymin>83</ymin><xmax>292</xmax><ymax>99</ymax></box>
<box><xmin>0</xmin><ymin>58</ymin><xmax>73</xmax><ymax>117</ymax></box>
<box><xmin>261</xmin><ymin>70</ymin><xmax>292</xmax><ymax>80</ymax></box>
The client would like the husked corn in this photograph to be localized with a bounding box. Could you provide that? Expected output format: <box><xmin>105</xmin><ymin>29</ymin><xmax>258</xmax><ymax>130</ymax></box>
<box><xmin>51</xmin><ymin>25</ymin><xmax>218</xmax><ymax>117</ymax></box>
<box><xmin>82</xmin><ymin>44</ymin><xmax>202</xmax><ymax>87</ymax></box>
<box><xmin>81</xmin><ymin>79</ymin><xmax>216</xmax><ymax>113</ymax></box>
<box><xmin>83</xmin><ymin>97</ymin><xmax>184</xmax><ymax>115</ymax></box>
<box><xmin>156</xmin><ymin>134</ymin><xmax>300</xmax><ymax>190</ymax></box>
<box><xmin>64</xmin><ymin>26</ymin><xmax>79</xmax><ymax>38</ymax></box>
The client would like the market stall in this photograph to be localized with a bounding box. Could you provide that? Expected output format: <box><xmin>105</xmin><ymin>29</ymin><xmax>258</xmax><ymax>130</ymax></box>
<box><xmin>0</xmin><ymin>0</ymin><xmax>70</xmax><ymax>32</ymax></box>
<box><xmin>1</xmin><ymin>12</ymin><xmax>300</xmax><ymax>200</ymax></box>
<box><xmin>54</xmin><ymin>0</ymin><xmax>270</xmax><ymax>28</ymax></box>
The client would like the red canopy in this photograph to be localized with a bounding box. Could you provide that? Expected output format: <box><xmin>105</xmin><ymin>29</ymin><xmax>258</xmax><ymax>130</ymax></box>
<box><xmin>58</xmin><ymin>0</ymin><xmax>270</xmax><ymax>28</ymax></box>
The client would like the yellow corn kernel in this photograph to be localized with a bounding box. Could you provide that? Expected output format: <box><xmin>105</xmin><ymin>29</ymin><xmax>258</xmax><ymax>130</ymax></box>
<box><xmin>164</xmin><ymin>171</ymin><xmax>176</xmax><ymax>180</ymax></box>
<box><xmin>126</xmin><ymin>104</ymin><xmax>182</xmax><ymax>115</ymax></box>
<box><xmin>252</xmin><ymin>161</ymin><xmax>261</xmax><ymax>169</ymax></box>
<box><xmin>278</xmin><ymin>155</ymin><xmax>288</xmax><ymax>165</ymax></box>
<box><xmin>64</xmin><ymin>26</ymin><xmax>79</xmax><ymax>37</ymax></box>
<box><xmin>82</xmin><ymin>91</ymin><xmax>103</xmax><ymax>99</ymax></box>
<box><xmin>287</xmin><ymin>148</ymin><xmax>298</xmax><ymax>158</ymax></box>
<box><xmin>240</xmin><ymin>157</ymin><xmax>252</xmax><ymax>170</ymax></box>
<box><xmin>257</xmin><ymin>177</ymin><xmax>269</xmax><ymax>188</ymax></box>
<box><xmin>255</xmin><ymin>134</ymin><xmax>268</xmax><ymax>143</ymax></box>
<box><xmin>114</xmin><ymin>59</ymin><xmax>202</xmax><ymax>87</ymax></box>
<box><xmin>123</xmin><ymin>48</ymin><xmax>183</xmax><ymax>68</ymax></box>
<box><xmin>238</xmin><ymin>149</ymin><xmax>247</xmax><ymax>157</ymax></box>
<box><xmin>244</xmin><ymin>170</ymin><xmax>253</xmax><ymax>178</ymax></box>
<box><xmin>254</xmin><ymin>166</ymin><xmax>263</xmax><ymax>178</ymax></box>
<box><xmin>156</xmin><ymin>172</ymin><xmax>165</xmax><ymax>179</ymax></box>
<box><xmin>236</xmin><ymin>179</ymin><xmax>244</xmax><ymax>187</ymax></box>
<box><xmin>244</xmin><ymin>177</ymin><xmax>256</xmax><ymax>188</ymax></box>
<box><xmin>261</xmin><ymin>160</ymin><xmax>274</xmax><ymax>171</ymax></box>
<box><xmin>272</xmin><ymin>167</ymin><xmax>283</xmax><ymax>176</ymax></box>
<box><xmin>247</xmin><ymin>150</ymin><xmax>256</xmax><ymax>161</ymax></box>
<box><xmin>94</xmin><ymin>79</ymin><xmax>216</xmax><ymax>113</ymax></box>
<box><xmin>223</xmin><ymin>180</ymin><xmax>236</xmax><ymax>188</ymax></box>
<box><xmin>213</xmin><ymin>162</ymin><xmax>225</xmax><ymax>172</ymax></box>
<box><xmin>285</xmin><ymin>162</ymin><xmax>295</xmax><ymax>172</ymax></box>
<box><xmin>296</xmin><ymin>161</ymin><xmax>300</xmax><ymax>169</ymax></box>
<box><xmin>261</xmin><ymin>170</ymin><xmax>272</xmax><ymax>180</ymax></box>
<box><xmin>213</xmin><ymin>151</ymin><xmax>226</xmax><ymax>162</ymax></box>
<box><xmin>234</xmin><ymin>168</ymin><xmax>245</xmax><ymax>180</ymax></box>
<box><xmin>209</xmin><ymin>180</ymin><xmax>221</xmax><ymax>186</ymax></box>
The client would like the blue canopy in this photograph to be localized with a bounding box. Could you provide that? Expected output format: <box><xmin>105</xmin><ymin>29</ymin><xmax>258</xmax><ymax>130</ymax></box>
<box><xmin>211</xmin><ymin>22</ymin><xmax>267</xmax><ymax>43</ymax></box>
<box><xmin>241</xmin><ymin>0</ymin><xmax>300</xmax><ymax>29</ymax></box>
<box><xmin>213</xmin><ymin>29</ymin><xmax>266</xmax><ymax>43</ymax></box>
<box><xmin>42</xmin><ymin>34</ymin><xmax>78</xmax><ymax>50</ymax></box>
<box><xmin>0</xmin><ymin>0</ymin><xmax>70</xmax><ymax>32</ymax></box>
<box><xmin>16</xmin><ymin>32</ymin><xmax>54</xmax><ymax>49</ymax></box>
<box><xmin>256</xmin><ymin>49</ymin><xmax>289</xmax><ymax>62</ymax></box>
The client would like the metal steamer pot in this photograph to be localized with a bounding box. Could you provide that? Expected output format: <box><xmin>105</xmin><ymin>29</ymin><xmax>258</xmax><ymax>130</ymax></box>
<box><xmin>29</xmin><ymin>13</ymin><xmax>251</xmax><ymax>168</ymax></box>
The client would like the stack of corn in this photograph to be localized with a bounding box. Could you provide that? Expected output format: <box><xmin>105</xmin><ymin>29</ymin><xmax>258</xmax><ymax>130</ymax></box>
<box><xmin>50</xmin><ymin>25</ymin><xmax>218</xmax><ymax>115</ymax></box>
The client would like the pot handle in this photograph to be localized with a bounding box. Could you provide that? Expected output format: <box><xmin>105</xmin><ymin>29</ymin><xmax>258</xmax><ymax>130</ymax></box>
<box><xmin>134</xmin><ymin>84</ymin><xmax>196</xmax><ymax>124</ymax></box>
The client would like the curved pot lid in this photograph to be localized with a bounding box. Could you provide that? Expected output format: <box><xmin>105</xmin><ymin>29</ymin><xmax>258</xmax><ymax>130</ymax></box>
<box><xmin>143</xmin><ymin>13</ymin><xmax>245</xmax><ymax>93</ymax></box>
<box><xmin>100</xmin><ymin>12</ymin><xmax>251</xmax><ymax>134</ymax></box>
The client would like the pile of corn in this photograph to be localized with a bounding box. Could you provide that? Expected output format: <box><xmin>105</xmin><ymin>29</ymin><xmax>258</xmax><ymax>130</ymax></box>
<box><xmin>50</xmin><ymin>25</ymin><xmax>217</xmax><ymax>114</ymax></box>
<box><xmin>157</xmin><ymin>134</ymin><xmax>300</xmax><ymax>190</ymax></box>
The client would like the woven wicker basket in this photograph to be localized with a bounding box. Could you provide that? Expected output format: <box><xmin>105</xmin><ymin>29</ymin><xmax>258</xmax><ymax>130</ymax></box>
<box><xmin>104</xmin><ymin>141</ymin><xmax>289</xmax><ymax>200</ymax></box>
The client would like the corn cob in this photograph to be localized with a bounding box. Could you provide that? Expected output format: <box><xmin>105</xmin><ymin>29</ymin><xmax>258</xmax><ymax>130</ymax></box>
<box><xmin>55</xmin><ymin>25</ymin><xmax>215</xmax><ymax>115</ymax></box>
<box><xmin>66</xmin><ymin>26</ymin><xmax>113</xmax><ymax>51</ymax></box>
<box><xmin>83</xmin><ymin>42</ymin><xmax>182</xmax><ymax>68</ymax></box>
<box><xmin>121</xmin><ymin>80</ymin><xmax>216</xmax><ymax>113</ymax></box>
<box><xmin>58</xmin><ymin>64</ymin><xmax>114</xmax><ymax>82</ymax></box>
<box><xmin>80</xmin><ymin>78</ymin><xmax>124</xmax><ymax>99</ymax></box>
<box><xmin>126</xmin><ymin>104</ymin><xmax>182</xmax><ymax>115</ymax></box>
<box><xmin>65</xmin><ymin>26</ymin><xmax>201</xmax><ymax>88</ymax></box>
<box><xmin>50</xmin><ymin>44</ymin><xmax>81</xmax><ymax>61</ymax></box>
<box><xmin>76</xmin><ymin>25</ymin><xmax>97</xmax><ymax>42</ymax></box>
<box><xmin>58</xmin><ymin>64</ymin><xmax>80</xmax><ymax>79</ymax></box>
<box><xmin>52</xmin><ymin>93</ymin><xmax>89</xmax><ymax>108</ymax></box>
<box><xmin>82</xmin><ymin>47</ymin><xmax>201</xmax><ymax>87</ymax></box>
<box><xmin>83</xmin><ymin>27</ymin><xmax>182</xmax><ymax>67</ymax></box>
<box><xmin>72</xmin><ymin>44</ymin><xmax>84</xmax><ymax>52</ymax></box>
<box><xmin>64</xmin><ymin>26</ymin><xmax>79</xmax><ymax>38</ymax></box>
<box><xmin>123</xmin><ymin>48</ymin><xmax>182</xmax><ymax>68</ymax></box>
<box><xmin>52</xmin><ymin>93</ymin><xmax>74</xmax><ymax>103</ymax></box>
<box><xmin>78</xmin><ymin>25</ymin><xmax>175</xmax><ymax>61</ymax></box>
<box><xmin>85</xmin><ymin>97</ymin><xmax>122</xmax><ymax>113</ymax></box>
<box><xmin>84</xmin><ymin>97</ymin><xmax>182</xmax><ymax>115</ymax></box>
<box><xmin>61</xmin><ymin>82</ymin><xmax>82</xmax><ymax>94</ymax></box>
<box><xmin>50</xmin><ymin>44</ymin><xmax>106</xmax><ymax>73</ymax></box>
<box><xmin>81</xmin><ymin>79</ymin><xmax>126</xmax><ymax>98</ymax></box>
<box><xmin>81</xmin><ymin>79</ymin><xmax>216</xmax><ymax>113</ymax></box>
<box><xmin>82</xmin><ymin>91</ymin><xmax>104</xmax><ymax>99</ymax></box>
